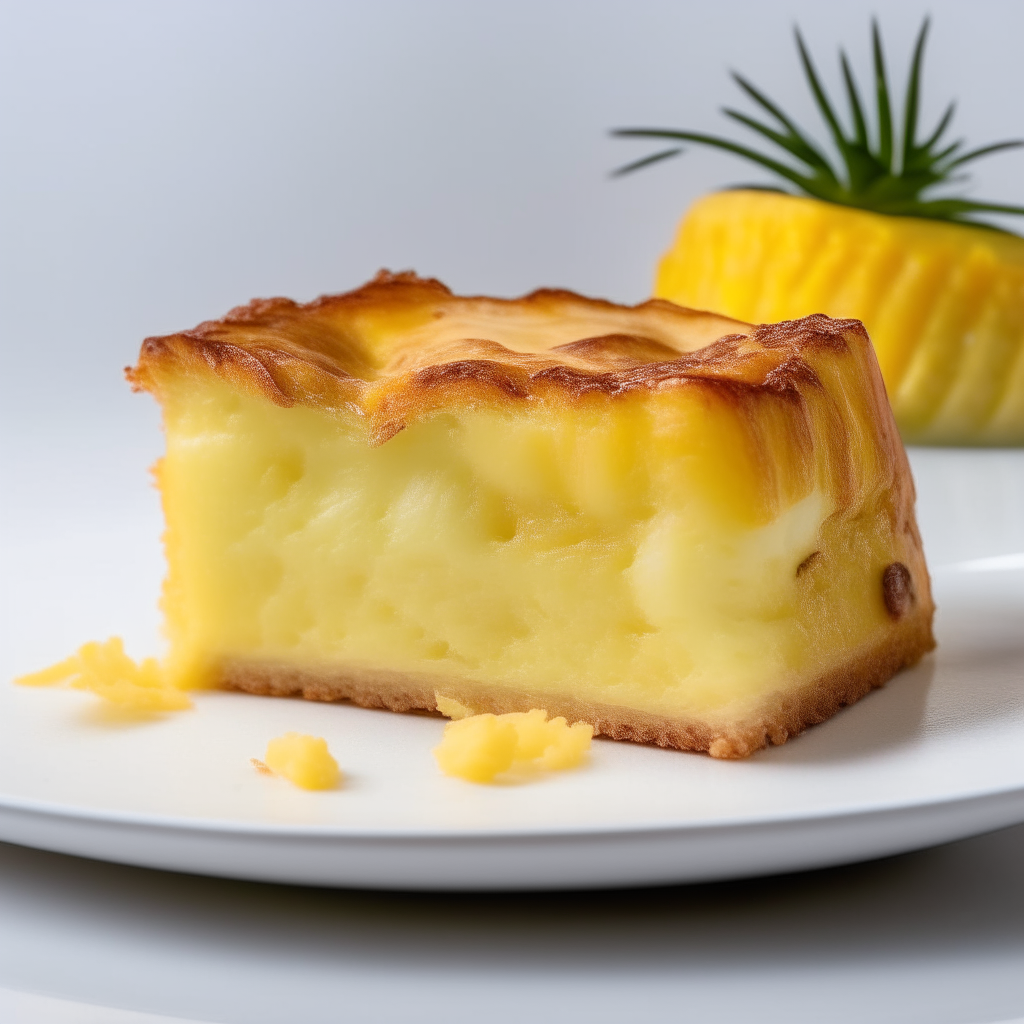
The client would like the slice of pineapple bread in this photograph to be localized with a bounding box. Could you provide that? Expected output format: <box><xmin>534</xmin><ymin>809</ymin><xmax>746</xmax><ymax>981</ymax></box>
<box><xmin>127</xmin><ymin>271</ymin><xmax>934</xmax><ymax>758</ymax></box>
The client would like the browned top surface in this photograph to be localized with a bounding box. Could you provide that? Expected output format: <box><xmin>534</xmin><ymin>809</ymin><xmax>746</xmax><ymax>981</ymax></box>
<box><xmin>129</xmin><ymin>270</ymin><xmax>926</xmax><ymax>621</ymax></box>
<box><xmin>129</xmin><ymin>271</ymin><xmax>876</xmax><ymax>439</ymax></box>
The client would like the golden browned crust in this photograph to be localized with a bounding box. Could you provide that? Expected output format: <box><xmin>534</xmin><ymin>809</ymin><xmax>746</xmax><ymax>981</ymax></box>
<box><xmin>128</xmin><ymin>270</ymin><xmax>911</xmax><ymax>527</ymax></box>
<box><xmin>127</xmin><ymin>271</ymin><xmax>919</xmax><ymax>540</ymax></box>
<box><xmin>126</xmin><ymin>269</ymin><xmax>873</xmax><ymax>443</ymax></box>
<box><xmin>218</xmin><ymin>593</ymin><xmax>934</xmax><ymax>760</ymax></box>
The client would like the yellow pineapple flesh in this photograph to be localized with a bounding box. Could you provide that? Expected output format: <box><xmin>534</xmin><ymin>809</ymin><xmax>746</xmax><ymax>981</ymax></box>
<box><xmin>655</xmin><ymin>190</ymin><xmax>1024</xmax><ymax>445</ymax></box>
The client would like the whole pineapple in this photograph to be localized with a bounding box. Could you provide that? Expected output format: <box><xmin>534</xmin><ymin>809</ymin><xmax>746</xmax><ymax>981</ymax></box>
<box><xmin>617</xmin><ymin>21</ymin><xmax>1024</xmax><ymax>445</ymax></box>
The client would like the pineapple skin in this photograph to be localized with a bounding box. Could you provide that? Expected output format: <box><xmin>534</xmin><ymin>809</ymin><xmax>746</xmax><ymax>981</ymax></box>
<box><xmin>655</xmin><ymin>190</ymin><xmax>1024</xmax><ymax>445</ymax></box>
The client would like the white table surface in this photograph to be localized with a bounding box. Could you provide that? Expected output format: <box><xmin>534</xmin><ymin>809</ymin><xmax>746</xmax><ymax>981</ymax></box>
<box><xmin>0</xmin><ymin>821</ymin><xmax>1023</xmax><ymax>1024</ymax></box>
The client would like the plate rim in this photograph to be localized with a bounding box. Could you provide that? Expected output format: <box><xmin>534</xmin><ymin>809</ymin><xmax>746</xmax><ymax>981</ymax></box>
<box><xmin>2</xmin><ymin>775</ymin><xmax>1024</xmax><ymax>842</ymax></box>
<box><xmin>3</xmin><ymin>539</ymin><xmax>1023</xmax><ymax>887</ymax></box>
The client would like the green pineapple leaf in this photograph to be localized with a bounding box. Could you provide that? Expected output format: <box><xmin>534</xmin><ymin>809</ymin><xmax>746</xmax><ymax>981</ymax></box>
<box><xmin>612</xmin><ymin>18</ymin><xmax>1024</xmax><ymax>227</ymax></box>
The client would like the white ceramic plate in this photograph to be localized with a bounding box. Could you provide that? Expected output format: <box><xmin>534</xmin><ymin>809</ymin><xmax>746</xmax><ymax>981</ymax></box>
<box><xmin>1</xmin><ymin>452</ymin><xmax>1023</xmax><ymax>891</ymax></box>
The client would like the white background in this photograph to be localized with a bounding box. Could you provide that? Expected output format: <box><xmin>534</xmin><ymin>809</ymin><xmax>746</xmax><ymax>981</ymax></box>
<box><xmin>2</xmin><ymin>2</ymin><xmax>1024</xmax><ymax>1022</ymax></box>
<box><xmin>3</xmin><ymin>0</ymin><xmax>1024</xmax><ymax>449</ymax></box>
<box><xmin>4</xmin><ymin>0</ymin><xmax>1024</xmax><ymax>651</ymax></box>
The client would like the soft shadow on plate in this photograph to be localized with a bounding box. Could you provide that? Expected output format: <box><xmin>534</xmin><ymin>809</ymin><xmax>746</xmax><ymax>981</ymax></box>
<box><xmin>759</xmin><ymin>655</ymin><xmax>936</xmax><ymax>765</ymax></box>
<box><xmin>921</xmin><ymin>565</ymin><xmax>1024</xmax><ymax>733</ymax></box>
<box><xmin>75</xmin><ymin>702</ymin><xmax>180</xmax><ymax>728</ymax></box>
<box><xmin>764</xmin><ymin>564</ymin><xmax>1024</xmax><ymax>766</ymax></box>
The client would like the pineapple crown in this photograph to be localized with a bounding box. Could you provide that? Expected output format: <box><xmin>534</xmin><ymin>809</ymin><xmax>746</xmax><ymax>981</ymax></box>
<box><xmin>613</xmin><ymin>19</ymin><xmax>1024</xmax><ymax>228</ymax></box>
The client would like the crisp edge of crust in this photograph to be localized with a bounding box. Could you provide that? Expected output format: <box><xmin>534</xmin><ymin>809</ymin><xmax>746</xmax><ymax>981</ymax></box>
<box><xmin>127</xmin><ymin>270</ymin><xmax>869</xmax><ymax>416</ymax></box>
<box><xmin>218</xmin><ymin>601</ymin><xmax>935</xmax><ymax>760</ymax></box>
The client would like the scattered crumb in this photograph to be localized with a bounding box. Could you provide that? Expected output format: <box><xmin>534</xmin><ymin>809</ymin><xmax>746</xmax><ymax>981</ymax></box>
<box><xmin>14</xmin><ymin>638</ymin><xmax>191</xmax><ymax>712</ymax></box>
<box><xmin>249</xmin><ymin>758</ymin><xmax>273</xmax><ymax>775</ymax></box>
<box><xmin>433</xmin><ymin>708</ymin><xmax>593</xmax><ymax>783</ymax></box>
<box><xmin>434</xmin><ymin>692</ymin><xmax>477</xmax><ymax>720</ymax></box>
<box><xmin>262</xmin><ymin>732</ymin><xmax>341</xmax><ymax>790</ymax></box>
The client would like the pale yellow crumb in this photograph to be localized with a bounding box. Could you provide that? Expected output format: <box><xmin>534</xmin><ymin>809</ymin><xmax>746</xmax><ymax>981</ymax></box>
<box><xmin>14</xmin><ymin>637</ymin><xmax>192</xmax><ymax>712</ymax></box>
<box><xmin>433</xmin><ymin>714</ymin><xmax>519</xmax><ymax>783</ymax></box>
<box><xmin>263</xmin><ymin>732</ymin><xmax>341</xmax><ymax>790</ymax></box>
<box><xmin>250</xmin><ymin>758</ymin><xmax>273</xmax><ymax>775</ymax></box>
<box><xmin>15</xmin><ymin>653</ymin><xmax>83</xmax><ymax>687</ymax></box>
<box><xmin>434</xmin><ymin>692</ymin><xmax>478</xmax><ymax>720</ymax></box>
<box><xmin>540</xmin><ymin>720</ymin><xmax>594</xmax><ymax>770</ymax></box>
<box><xmin>433</xmin><ymin>708</ymin><xmax>593</xmax><ymax>783</ymax></box>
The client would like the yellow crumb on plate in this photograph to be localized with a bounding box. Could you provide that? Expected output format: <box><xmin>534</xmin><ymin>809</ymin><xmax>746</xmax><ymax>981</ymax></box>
<box><xmin>434</xmin><ymin>693</ymin><xmax>477</xmax><ymax>721</ymax></box>
<box><xmin>433</xmin><ymin>707</ymin><xmax>593</xmax><ymax>783</ymax></box>
<box><xmin>262</xmin><ymin>732</ymin><xmax>341</xmax><ymax>790</ymax></box>
<box><xmin>14</xmin><ymin>637</ymin><xmax>192</xmax><ymax>712</ymax></box>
